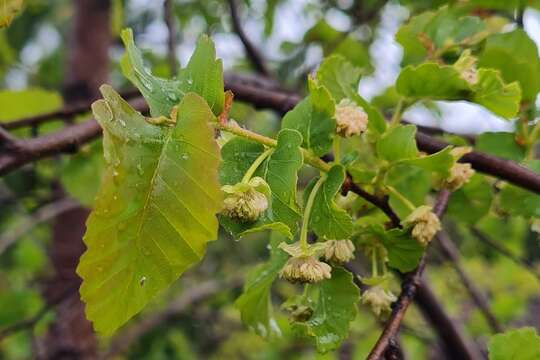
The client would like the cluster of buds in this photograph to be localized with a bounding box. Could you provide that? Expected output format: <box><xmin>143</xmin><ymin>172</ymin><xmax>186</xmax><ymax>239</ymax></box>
<box><xmin>362</xmin><ymin>285</ymin><xmax>397</xmax><ymax>317</ymax></box>
<box><xmin>402</xmin><ymin>205</ymin><xmax>441</xmax><ymax>246</ymax></box>
<box><xmin>454</xmin><ymin>50</ymin><xmax>478</xmax><ymax>85</ymax></box>
<box><xmin>221</xmin><ymin>177</ymin><xmax>269</xmax><ymax>222</ymax></box>
<box><xmin>437</xmin><ymin>147</ymin><xmax>475</xmax><ymax>191</ymax></box>
<box><xmin>334</xmin><ymin>98</ymin><xmax>368</xmax><ymax>137</ymax></box>
<box><xmin>278</xmin><ymin>242</ymin><xmax>332</xmax><ymax>284</ymax></box>
<box><xmin>323</xmin><ymin>239</ymin><xmax>355</xmax><ymax>264</ymax></box>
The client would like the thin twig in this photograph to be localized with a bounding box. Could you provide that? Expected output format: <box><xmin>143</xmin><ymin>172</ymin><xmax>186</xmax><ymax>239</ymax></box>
<box><xmin>227</xmin><ymin>0</ymin><xmax>271</xmax><ymax>76</ymax></box>
<box><xmin>164</xmin><ymin>0</ymin><xmax>177</xmax><ymax>75</ymax></box>
<box><xmin>471</xmin><ymin>227</ymin><xmax>540</xmax><ymax>281</ymax></box>
<box><xmin>436</xmin><ymin>230</ymin><xmax>504</xmax><ymax>333</ymax></box>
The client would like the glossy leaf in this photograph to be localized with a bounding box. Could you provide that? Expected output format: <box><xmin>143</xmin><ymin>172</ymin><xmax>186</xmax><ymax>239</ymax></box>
<box><xmin>281</xmin><ymin>80</ymin><xmax>335</xmax><ymax>157</ymax></box>
<box><xmin>294</xmin><ymin>267</ymin><xmax>359</xmax><ymax>352</ymax></box>
<box><xmin>235</xmin><ymin>232</ymin><xmax>288</xmax><ymax>339</ymax></box>
<box><xmin>304</xmin><ymin>165</ymin><xmax>353</xmax><ymax>240</ymax></box>
<box><xmin>121</xmin><ymin>28</ymin><xmax>223</xmax><ymax>117</ymax></box>
<box><xmin>488</xmin><ymin>327</ymin><xmax>540</xmax><ymax>360</ymax></box>
<box><xmin>472</xmin><ymin>69</ymin><xmax>521</xmax><ymax>119</ymax></box>
<box><xmin>400</xmin><ymin>146</ymin><xmax>454</xmax><ymax>177</ymax></box>
<box><xmin>78</xmin><ymin>87</ymin><xmax>222</xmax><ymax>335</ymax></box>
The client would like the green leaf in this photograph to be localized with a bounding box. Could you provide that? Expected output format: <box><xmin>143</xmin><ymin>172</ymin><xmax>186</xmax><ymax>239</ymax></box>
<box><xmin>377</xmin><ymin>124</ymin><xmax>418</xmax><ymax>162</ymax></box>
<box><xmin>219</xmin><ymin>130</ymin><xmax>303</xmax><ymax>238</ymax></box>
<box><xmin>396</xmin><ymin>8</ymin><xmax>487</xmax><ymax>66</ymax></box>
<box><xmin>304</xmin><ymin>165</ymin><xmax>353</xmax><ymax>240</ymax></box>
<box><xmin>472</xmin><ymin>69</ymin><xmax>521</xmax><ymax>119</ymax></box>
<box><xmin>61</xmin><ymin>140</ymin><xmax>105</xmax><ymax>207</ymax></box>
<box><xmin>0</xmin><ymin>0</ymin><xmax>23</xmax><ymax>28</ymax></box>
<box><xmin>479</xmin><ymin>29</ymin><xmax>540</xmax><ymax>101</ymax></box>
<box><xmin>235</xmin><ymin>232</ymin><xmax>288</xmax><ymax>339</ymax></box>
<box><xmin>447</xmin><ymin>174</ymin><xmax>493</xmax><ymax>224</ymax></box>
<box><xmin>476</xmin><ymin>132</ymin><xmax>525</xmax><ymax>161</ymax></box>
<box><xmin>120</xmin><ymin>28</ymin><xmax>223</xmax><ymax>117</ymax></box>
<box><xmin>78</xmin><ymin>87</ymin><xmax>223</xmax><ymax>335</ymax></box>
<box><xmin>281</xmin><ymin>80</ymin><xmax>335</xmax><ymax>157</ymax></box>
<box><xmin>400</xmin><ymin>146</ymin><xmax>454</xmax><ymax>177</ymax></box>
<box><xmin>396</xmin><ymin>63</ymin><xmax>470</xmax><ymax>100</ymax></box>
<box><xmin>294</xmin><ymin>267</ymin><xmax>359</xmax><ymax>352</ymax></box>
<box><xmin>316</xmin><ymin>55</ymin><xmax>386</xmax><ymax>136</ymax></box>
<box><xmin>499</xmin><ymin>160</ymin><xmax>540</xmax><ymax>218</ymax></box>
<box><xmin>0</xmin><ymin>88</ymin><xmax>63</xmax><ymax>121</ymax></box>
<box><xmin>385</xmin><ymin>164</ymin><xmax>432</xmax><ymax>219</ymax></box>
<box><xmin>488</xmin><ymin>327</ymin><xmax>540</xmax><ymax>360</ymax></box>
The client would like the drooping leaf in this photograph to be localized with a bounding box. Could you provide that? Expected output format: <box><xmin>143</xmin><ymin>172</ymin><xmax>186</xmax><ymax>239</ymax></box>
<box><xmin>281</xmin><ymin>80</ymin><xmax>335</xmax><ymax>157</ymax></box>
<box><xmin>78</xmin><ymin>87</ymin><xmax>223</xmax><ymax>335</ymax></box>
<box><xmin>120</xmin><ymin>28</ymin><xmax>223</xmax><ymax>117</ymax></box>
<box><xmin>235</xmin><ymin>232</ymin><xmax>288</xmax><ymax>339</ymax></box>
<box><xmin>316</xmin><ymin>55</ymin><xmax>386</xmax><ymax>136</ymax></box>
<box><xmin>476</xmin><ymin>132</ymin><xmax>525</xmax><ymax>162</ymax></box>
<box><xmin>304</xmin><ymin>165</ymin><xmax>353</xmax><ymax>240</ymax></box>
<box><xmin>377</xmin><ymin>124</ymin><xmax>418</xmax><ymax>162</ymax></box>
<box><xmin>293</xmin><ymin>267</ymin><xmax>359</xmax><ymax>353</ymax></box>
<box><xmin>0</xmin><ymin>0</ymin><xmax>23</xmax><ymax>28</ymax></box>
<box><xmin>488</xmin><ymin>327</ymin><xmax>540</xmax><ymax>360</ymax></box>
<box><xmin>447</xmin><ymin>174</ymin><xmax>493</xmax><ymax>224</ymax></box>
<box><xmin>61</xmin><ymin>140</ymin><xmax>105</xmax><ymax>207</ymax></box>
<box><xmin>479</xmin><ymin>28</ymin><xmax>540</xmax><ymax>101</ymax></box>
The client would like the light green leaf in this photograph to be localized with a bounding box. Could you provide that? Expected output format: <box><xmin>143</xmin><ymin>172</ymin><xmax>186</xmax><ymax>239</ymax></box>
<box><xmin>386</xmin><ymin>164</ymin><xmax>432</xmax><ymax>219</ymax></box>
<box><xmin>400</xmin><ymin>146</ymin><xmax>454</xmax><ymax>177</ymax></box>
<box><xmin>479</xmin><ymin>29</ymin><xmax>540</xmax><ymax>101</ymax></box>
<box><xmin>78</xmin><ymin>87</ymin><xmax>223</xmax><ymax>335</ymax></box>
<box><xmin>0</xmin><ymin>0</ymin><xmax>23</xmax><ymax>28</ymax></box>
<box><xmin>316</xmin><ymin>55</ymin><xmax>386</xmax><ymax>136</ymax></box>
<box><xmin>304</xmin><ymin>165</ymin><xmax>353</xmax><ymax>240</ymax></box>
<box><xmin>120</xmin><ymin>28</ymin><xmax>223</xmax><ymax>117</ymax></box>
<box><xmin>61</xmin><ymin>140</ymin><xmax>105</xmax><ymax>207</ymax></box>
<box><xmin>472</xmin><ymin>69</ymin><xmax>521</xmax><ymax>119</ymax></box>
<box><xmin>396</xmin><ymin>63</ymin><xmax>470</xmax><ymax>100</ymax></box>
<box><xmin>282</xmin><ymin>80</ymin><xmax>335</xmax><ymax>157</ymax></box>
<box><xmin>377</xmin><ymin>124</ymin><xmax>418</xmax><ymax>162</ymax></box>
<box><xmin>0</xmin><ymin>88</ymin><xmax>63</xmax><ymax>121</ymax></box>
<box><xmin>235</xmin><ymin>232</ymin><xmax>288</xmax><ymax>339</ymax></box>
<box><xmin>294</xmin><ymin>267</ymin><xmax>359</xmax><ymax>353</ymax></box>
<box><xmin>488</xmin><ymin>327</ymin><xmax>540</xmax><ymax>360</ymax></box>
<box><xmin>476</xmin><ymin>132</ymin><xmax>525</xmax><ymax>162</ymax></box>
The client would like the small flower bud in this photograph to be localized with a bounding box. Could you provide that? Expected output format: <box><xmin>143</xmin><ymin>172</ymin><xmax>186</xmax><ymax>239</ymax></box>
<box><xmin>279</xmin><ymin>256</ymin><xmax>332</xmax><ymax>284</ymax></box>
<box><xmin>362</xmin><ymin>286</ymin><xmax>397</xmax><ymax>317</ymax></box>
<box><xmin>221</xmin><ymin>177</ymin><xmax>269</xmax><ymax>222</ymax></box>
<box><xmin>402</xmin><ymin>206</ymin><xmax>441</xmax><ymax>246</ymax></box>
<box><xmin>445</xmin><ymin>162</ymin><xmax>474</xmax><ymax>191</ymax></box>
<box><xmin>335</xmin><ymin>99</ymin><xmax>368</xmax><ymax>137</ymax></box>
<box><xmin>454</xmin><ymin>49</ymin><xmax>478</xmax><ymax>85</ymax></box>
<box><xmin>324</xmin><ymin>240</ymin><xmax>355</xmax><ymax>264</ymax></box>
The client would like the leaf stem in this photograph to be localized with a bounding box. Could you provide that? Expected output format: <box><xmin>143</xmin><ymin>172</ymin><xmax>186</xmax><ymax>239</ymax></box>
<box><xmin>299</xmin><ymin>175</ymin><xmax>326</xmax><ymax>252</ymax></box>
<box><xmin>241</xmin><ymin>148</ymin><xmax>273</xmax><ymax>183</ymax></box>
<box><xmin>333</xmin><ymin>136</ymin><xmax>341</xmax><ymax>164</ymax></box>
<box><xmin>389</xmin><ymin>97</ymin><xmax>405</xmax><ymax>127</ymax></box>
<box><xmin>386</xmin><ymin>185</ymin><xmax>416</xmax><ymax>212</ymax></box>
<box><xmin>371</xmin><ymin>249</ymin><xmax>378</xmax><ymax>277</ymax></box>
<box><xmin>217</xmin><ymin>122</ymin><xmax>331</xmax><ymax>172</ymax></box>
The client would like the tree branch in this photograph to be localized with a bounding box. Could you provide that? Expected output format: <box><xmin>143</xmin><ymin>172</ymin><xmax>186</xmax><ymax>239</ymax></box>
<box><xmin>436</xmin><ymin>230</ymin><xmax>503</xmax><ymax>333</ymax></box>
<box><xmin>227</xmin><ymin>0</ymin><xmax>271</xmax><ymax>76</ymax></box>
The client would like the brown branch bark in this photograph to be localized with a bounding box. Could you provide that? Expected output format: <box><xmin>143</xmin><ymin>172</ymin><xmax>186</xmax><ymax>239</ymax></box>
<box><xmin>227</xmin><ymin>0</ymin><xmax>271</xmax><ymax>76</ymax></box>
<box><xmin>436</xmin><ymin>230</ymin><xmax>503</xmax><ymax>333</ymax></box>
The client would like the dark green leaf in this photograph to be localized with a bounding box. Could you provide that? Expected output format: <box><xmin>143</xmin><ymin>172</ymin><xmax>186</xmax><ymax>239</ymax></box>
<box><xmin>447</xmin><ymin>174</ymin><xmax>493</xmax><ymax>223</ymax></box>
<box><xmin>476</xmin><ymin>132</ymin><xmax>525</xmax><ymax>161</ymax></box>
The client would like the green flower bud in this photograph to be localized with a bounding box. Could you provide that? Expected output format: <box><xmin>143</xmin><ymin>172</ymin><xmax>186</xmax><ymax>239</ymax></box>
<box><xmin>335</xmin><ymin>99</ymin><xmax>368</xmax><ymax>137</ymax></box>
<box><xmin>402</xmin><ymin>205</ymin><xmax>441</xmax><ymax>246</ymax></box>
<box><xmin>279</xmin><ymin>256</ymin><xmax>332</xmax><ymax>284</ymax></box>
<box><xmin>323</xmin><ymin>239</ymin><xmax>355</xmax><ymax>264</ymax></box>
<box><xmin>362</xmin><ymin>285</ymin><xmax>397</xmax><ymax>317</ymax></box>
<box><xmin>221</xmin><ymin>177</ymin><xmax>269</xmax><ymax>222</ymax></box>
